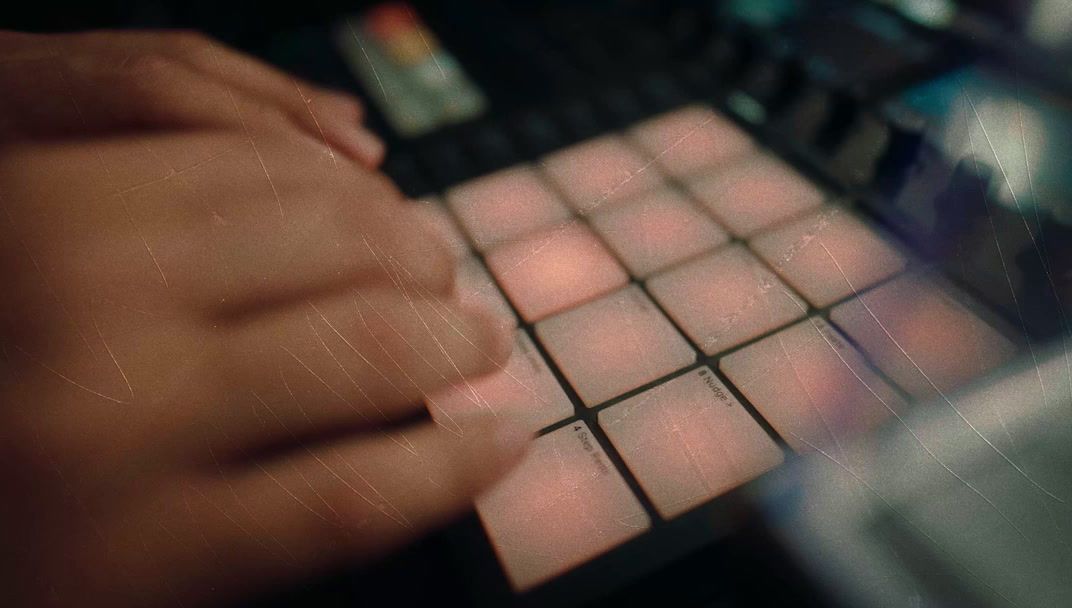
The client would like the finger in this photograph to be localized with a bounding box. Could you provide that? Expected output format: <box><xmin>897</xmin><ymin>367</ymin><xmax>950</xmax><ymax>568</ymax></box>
<box><xmin>60</xmin><ymin>30</ymin><xmax>385</xmax><ymax>167</ymax></box>
<box><xmin>143</xmin><ymin>414</ymin><xmax>528</xmax><ymax>606</ymax></box>
<box><xmin>180</xmin><ymin>169</ymin><xmax>456</xmax><ymax>315</ymax></box>
<box><xmin>208</xmin><ymin>286</ymin><xmax>514</xmax><ymax>456</ymax></box>
<box><xmin>179</xmin><ymin>36</ymin><xmax>386</xmax><ymax>168</ymax></box>
<box><xmin>1</xmin><ymin>47</ymin><xmax>267</xmax><ymax>138</ymax></box>
<box><xmin>238</xmin><ymin>416</ymin><xmax>528</xmax><ymax>589</ymax></box>
<box><xmin>0</xmin><ymin>32</ymin><xmax>86</xmax><ymax>139</ymax></box>
<box><xmin>16</xmin><ymin>128</ymin><xmax>453</xmax><ymax>314</ymax></box>
<box><xmin>306</xmin><ymin>91</ymin><xmax>385</xmax><ymax>169</ymax></box>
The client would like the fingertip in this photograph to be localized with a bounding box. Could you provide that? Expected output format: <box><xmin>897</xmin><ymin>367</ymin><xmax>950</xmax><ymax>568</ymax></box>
<box><xmin>307</xmin><ymin>91</ymin><xmax>382</xmax><ymax>166</ymax></box>
<box><xmin>323</xmin><ymin>125</ymin><xmax>385</xmax><ymax>168</ymax></box>
<box><xmin>449</xmin><ymin>414</ymin><xmax>532</xmax><ymax>492</ymax></box>
<box><xmin>352</xmin><ymin>128</ymin><xmax>386</xmax><ymax>168</ymax></box>
<box><xmin>489</xmin><ymin>417</ymin><xmax>533</xmax><ymax>462</ymax></box>
<box><xmin>417</xmin><ymin>234</ymin><xmax>458</xmax><ymax>296</ymax></box>
<box><xmin>460</xmin><ymin>299</ymin><xmax>516</xmax><ymax>369</ymax></box>
<box><xmin>395</xmin><ymin>206</ymin><xmax>458</xmax><ymax>295</ymax></box>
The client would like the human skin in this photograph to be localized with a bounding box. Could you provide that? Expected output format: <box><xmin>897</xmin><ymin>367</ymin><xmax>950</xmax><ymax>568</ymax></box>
<box><xmin>0</xmin><ymin>30</ymin><xmax>529</xmax><ymax>607</ymax></box>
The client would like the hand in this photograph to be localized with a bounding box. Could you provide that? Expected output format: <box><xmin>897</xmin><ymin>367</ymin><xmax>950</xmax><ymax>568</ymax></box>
<box><xmin>0</xmin><ymin>31</ymin><xmax>526</xmax><ymax>608</ymax></box>
<box><xmin>0</xmin><ymin>29</ymin><xmax>385</xmax><ymax>167</ymax></box>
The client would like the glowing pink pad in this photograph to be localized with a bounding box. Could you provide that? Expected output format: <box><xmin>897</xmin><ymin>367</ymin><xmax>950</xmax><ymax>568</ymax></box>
<box><xmin>536</xmin><ymin>285</ymin><xmax>695</xmax><ymax>405</ymax></box>
<box><xmin>476</xmin><ymin>421</ymin><xmax>650</xmax><ymax>591</ymax></box>
<box><xmin>589</xmin><ymin>186</ymin><xmax>730</xmax><ymax>277</ymax></box>
<box><xmin>628</xmin><ymin>105</ymin><xmax>755</xmax><ymax>177</ymax></box>
<box><xmin>428</xmin><ymin>330</ymin><xmax>573</xmax><ymax>435</ymax></box>
<box><xmin>599</xmin><ymin>368</ymin><xmax>783</xmax><ymax>518</ymax></box>
<box><xmin>541</xmin><ymin>135</ymin><xmax>663</xmax><ymax>215</ymax></box>
<box><xmin>484</xmin><ymin>222</ymin><xmax>628</xmax><ymax>322</ymax></box>
<box><xmin>455</xmin><ymin>257</ymin><xmax>516</xmax><ymax>333</ymax></box>
<box><xmin>646</xmin><ymin>245</ymin><xmax>807</xmax><ymax>355</ymax></box>
<box><xmin>830</xmin><ymin>273</ymin><xmax>1017</xmax><ymax>401</ymax></box>
<box><xmin>683</xmin><ymin>154</ymin><xmax>823</xmax><ymax>237</ymax></box>
<box><xmin>446</xmin><ymin>165</ymin><xmax>573</xmax><ymax>250</ymax></box>
<box><xmin>750</xmin><ymin>207</ymin><xmax>907</xmax><ymax>307</ymax></box>
<box><xmin>720</xmin><ymin>317</ymin><xmax>905</xmax><ymax>453</ymax></box>
<box><xmin>409</xmin><ymin>198</ymin><xmax>470</xmax><ymax>258</ymax></box>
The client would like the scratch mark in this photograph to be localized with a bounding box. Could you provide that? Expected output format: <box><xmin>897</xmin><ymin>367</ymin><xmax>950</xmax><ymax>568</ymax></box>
<box><xmin>818</xmin><ymin>241</ymin><xmax>1062</xmax><ymax>505</ymax></box>
<box><xmin>294</xmin><ymin>81</ymin><xmax>339</xmax><ymax>170</ymax></box>
<box><xmin>272</xmin><ymin>376</ymin><xmax>411</xmax><ymax>528</ymax></box>
<box><xmin>790</xmin><ymin>432</ymin><xmax>1019</xmax><ymax>607</ymax></box>
<box><xmin>90</xmin><ymin>316</ymin><xmax>134</xmax><ymax>401</ymax></box>
<box><xmin>0</xmin><ymin>200</ymin><xmax>97</xmax><ymax>357</ymax></box>
<box><xmin>206</xmin><ymin>44</ymin><xmax>285</xmax><ymax>219</ymax></box>
<box><xmin>344</xmin><ymin>19</ymin><xmax>387</xmax><ymax>100</ymax></box>
<box><xmin>11</xmin><ymin>344</ymin><xmax>127</xmax><ymax>403</ymax></box>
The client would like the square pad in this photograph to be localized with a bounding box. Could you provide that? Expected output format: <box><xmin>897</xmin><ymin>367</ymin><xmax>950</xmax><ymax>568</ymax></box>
<box><xmin>599</xmin><ymin>367</ymin><xmax>783</xmax><ymax>518</ymax></box>
<box><xmin>647</xmin><ymin>245</ymin><xmax>808</xmax><ymax>355</ymax></box>
<box><xmin>476</xmin><ymin>422</ymin><xmax>650</xmax><ymax>591</ymax></box>
<box><xmin>683</xmin><ymin>154</ymin><xmax>823</xmax><ymax>237</ymax></box>
<box><xmin>589</xmin><ymin>186</ymin><xmax>730</xmax><ymax>278</ymax></box>
<box><xmin>485</xmin><ymin>221</ymin><xmax>628</xmax><ymax>322</ymax></box>
<box><xmin>536</xmin><ymin>285</ymin><xmax>695</xmax><ymax>405</ymax></box>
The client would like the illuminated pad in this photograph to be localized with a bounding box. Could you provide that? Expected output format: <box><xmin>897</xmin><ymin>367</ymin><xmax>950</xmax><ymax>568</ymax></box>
<box><xmin>455</xmin><ymin>257</ymin><xmax>516</xmax><ymax>333</ymax></box>
<box><xmin>720</xmin><ymin>317</ymin><xmax>905</xmax><ymax>453</ymax></box>
<box><xmin>599</xmin><ymin>368</ymin><xmax>783</xmax><ymax>518</ymax></box>
<box><xmin>589</xmin><ymin>186</ymin><xmax>730</xmax><ymax>278</ymax></box>
<box><xmin>541</xmin><ymin>135</ymin><xmax>663</xmax><ymax>215</ymax></box>
<box><xmin>445</xmin><ymin>165</ymin><xmax>573</xmax><ymax>250</ymax></box>
<box><xmin>750</xmin><ymin>207</ymin><xmax>907</xmax><ymax>307</ymax></box>
<box><xmin>476</xmin><ymin>421</ymin><xmax>650</xmax><ymax>591</ymax></box>
<box><xmin>683</xmin><ymin>154</ymin><xmax>823</xmax><ymax>237</ymax></box>
<box><xmin>830</xmin><ymin>273</ymin><xmax>1017</xmax><ymax>401</ymax></box>
<box><xmin>428</xmin><ymin>330</ymin><xmax>573</xmax><ymax>434</ymax></box>
<box><xmin>484</xmin><ymin>222</ymin><xmax>628</xmax><ymax>322</ymax></box>
<box><xmin>409</xmin><ymin>198</ymin><xmax>470</xmax><ymax>258</ymax></box>
<box><xmin>647</xmin><ymin>245</ymin><xmax>807</xmax><ymax>355</ymax></box>
<box><xmin>536</xmin><ymin>285</ymin><xmax>695</xmax><ymax>406</ymax></box>
<box><xmin>628</xmin><ymin>105</ymin><xmax>755</xmax><ymax>177</ymax></box>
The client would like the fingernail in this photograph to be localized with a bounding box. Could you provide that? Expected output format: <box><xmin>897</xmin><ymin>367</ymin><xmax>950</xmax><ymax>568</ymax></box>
<box><xmin>328</xmin><ymin>123</ymin><xmax>385</xmax><ymax>168</ymax></box>
<box><xmin>350</xmin><ymin>128</ymin><xmax>385</xmax><ymax>167</ymax></box>
<box><xmin>461</xmin><ymin>299</ymin><xmax>516</xmax><ymax>363</ymax></box>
